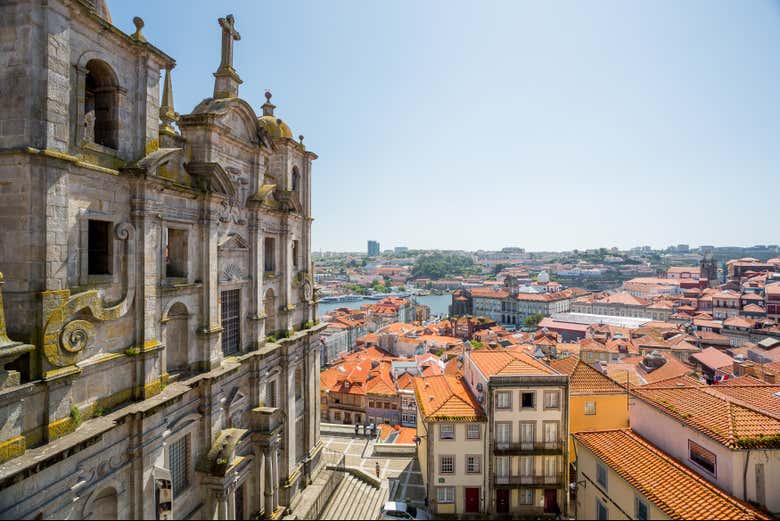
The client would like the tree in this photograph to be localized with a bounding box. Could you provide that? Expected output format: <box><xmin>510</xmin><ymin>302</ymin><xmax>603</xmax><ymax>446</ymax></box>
<box><xmin>524</xmin><ymin>313</ymin><xmax>545</xmax><ymax>329</ymax></box>
<box><xmin>411</xmin><ymin>252</ymin><xmax>477</xmax><ymax>280</ymax></box>
<box><xmin>492</xmin><ymin>263</ymin><xmax>509</xmax><ymax>276</ymax></box>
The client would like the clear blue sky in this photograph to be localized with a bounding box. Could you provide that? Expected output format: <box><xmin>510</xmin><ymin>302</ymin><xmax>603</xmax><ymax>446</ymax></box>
<box><xmin>111</xmin><ymin>1</ymin><xmax>780</xmax><ymax>252</ymax></box>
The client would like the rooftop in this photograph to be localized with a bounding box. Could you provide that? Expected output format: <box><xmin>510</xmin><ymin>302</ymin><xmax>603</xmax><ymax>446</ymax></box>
<box><xmin>573</xmin><ymin>429</ymin><xmax>769</xmax><ymax>520</ymax></box>
<box><xmin>632</xmin><ymin>386</ymin><xmax>780</xmax><ymax>448</ymax></box>
<box><xmin>413</xmin><ymin>375</ymin><xmax>485</xmax><ymax>422</ymax></box>
<box><xmin>548</xmin><ymin>357</ymin><xmax>625</xmax><ymax>394</ymax></box>
<box><xmin>468</xmin><ymin>350</ymin><xmax>558</xmax><ymax>378</ymax></box>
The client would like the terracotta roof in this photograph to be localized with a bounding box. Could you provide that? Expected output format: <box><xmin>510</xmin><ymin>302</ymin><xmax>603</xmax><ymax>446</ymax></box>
<box><xmin>723</xmin><ymin>316</ymin><xmax>756</xmax><ymax>329</ymax></box>
<box><xmin>709</xmin><ymin>384</ymin><xmax>780</xmax><ymax>418</ymax></box>
<box><xmin>573</xmin><ymin>430</ymin><xmax>770</xmax><ymax>520</ymax></box>
<box><xmin>742</xmin><ymin>304</ymin><xmax>766</xmax><ymax>313</ymax></box>
<box><xmin>718</xmin><ymin>374</ymin><xmax>766</xmax><ymax>389</ymax></box>
<box><xmin>378</xmin><ymin>424</ymin><xmax>417</xmax><ymax>444</ymax></box>
<box><xmin>606</xmin><ymin>353</ymin><xmax>693</xmax><ymax>385</ymax></box>
<box><xmin>595</xmin><ymin>292</ymin><xmax>650</xmax><ymax>306</ymax></box>
<box><xmin>632</xmin><ymin>386</ymin><xmax>780</xmax><ymax>448</ymax></box>
<box><xmin>639</xmin><ymin>375</ymin><xmax>706</xmax><ymax>389</ymax></box>
<box><xmin>549</xmin><ymin>357</ymin><xmax>625</xmax><ymax>394</ymax></box>
<box><xmin>396</xmin><ymin>371</ymin><xmax>415</xmax><ymax>390</ymax></box>
<box><xmin>691</xmin><ymin>347</ymin><xmax>735</xmax><ymax>370</ymax></box>
<box><xmin>468</xmin><ymin>350</ymin><xmax>558</xmax><ymax>377</ymax></box>
<box><xmin>538</xmin><ymin>317</ymin><xmax>590</xmax><ymax>333</ymax></box>
<box><xmin>413</xmin><ymin>375</ymin><xmax>485</xmax><ymax>422</ymax></box>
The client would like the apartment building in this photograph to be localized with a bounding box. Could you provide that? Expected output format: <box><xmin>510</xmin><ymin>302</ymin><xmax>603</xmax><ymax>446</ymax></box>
<box><xmin>463</xmin><ymin>350</ymin><xmax>570</xmax><ymax>516</ymax></box>
<box><xmin>630</xmin><ymin>384</ymin><xmax>780</xmax><ymax>515</ymax></box>
<box><xmin>573</xmin><ymin>429</ymin><xmax>768</xmax><ymax>520</ymax></box>
<box><xmin>413</xmin><ymin>375</ymin><xmax>487</xmax><ymax>515</ymax></box>
<box><xmin>548</xmin><ymin>357</ymin><xmax>629</xmax><ymax>463</ymax></box>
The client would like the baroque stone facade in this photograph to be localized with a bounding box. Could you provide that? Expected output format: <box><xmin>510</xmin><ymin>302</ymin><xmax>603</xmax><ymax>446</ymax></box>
<box><xmin>0</xmin><ymin>1</ymin><xmax>324</xmax><ymax>519</ymax></box>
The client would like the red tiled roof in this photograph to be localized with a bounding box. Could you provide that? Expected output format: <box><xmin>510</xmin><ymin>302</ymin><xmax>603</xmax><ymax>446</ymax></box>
<box><xmin>413</xmin><ymin>375</ymin><xmax>485</xmax><ymax>421</ymax></box>
<box><xmin>691</xmin><ymin>347</ymin><xmax>734</xmax><ymax>370</ymax></box>
<box><xmin>573</xmin><ymin>429</ymin><xmax>769</xmax><ymax>520</ymax></box>
<box><xmin>469</xmin><ymin>350</ymin><xmax>557</xmax><ymax>377</ymax></box>
<box><xmin>549</xmin><ymin>357</ymin><xmax>625</xmax><ymax>394</ymax></box>
<box><xmin>632</xmin><ymin>386</ymin><xmax>780</xmax><ymax>448</ymax></box>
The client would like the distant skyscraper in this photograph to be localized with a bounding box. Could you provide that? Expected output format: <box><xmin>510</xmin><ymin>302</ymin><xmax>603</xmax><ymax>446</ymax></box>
<box><xmin>368</xmin><ymin>240</ymin><xmax>380</xmax><ymax>256</ymax></box>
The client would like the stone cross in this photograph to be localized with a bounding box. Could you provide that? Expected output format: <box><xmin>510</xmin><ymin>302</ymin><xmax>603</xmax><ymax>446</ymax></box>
<box><xmin>218</xmin><ymin>14</ymin><xmax>241</xmax><ymax>72</ymax></box>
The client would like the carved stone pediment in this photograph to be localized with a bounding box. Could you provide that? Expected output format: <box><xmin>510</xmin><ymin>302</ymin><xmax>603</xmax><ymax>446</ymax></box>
<box><xmin>218</xmin><ymin>233</ymin><xmax>249</xmax><ymax>251</ymax></box>
<box><xmin>184</xmin><ymin>161</ymin><xmax>236</xmax><ymax>197</ymax></box>
<box><xmin>275</xmin><ymin>190</ymin><xmax>303</xmax><ymax>214</ymax></box>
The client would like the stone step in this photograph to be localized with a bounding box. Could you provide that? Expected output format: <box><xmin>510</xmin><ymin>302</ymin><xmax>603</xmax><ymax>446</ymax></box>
<box><xmin>320</xmin><ymin>471</ymin><xmax>387</xmax><ymax>520</ymax></box>
<box><xmin>345</xmin><ymin>477</ymin><xmax>366</xmax><ymax>519</ymax></box>
<box><xmin>320</xmin><ymin>475</ymin><xmax>351</xmax><ymax>520</ymax></box>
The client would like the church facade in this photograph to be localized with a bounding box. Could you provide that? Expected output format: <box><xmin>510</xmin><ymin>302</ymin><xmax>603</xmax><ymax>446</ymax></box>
<box><xmin>0</xmin><ymin>1</ymin><xmax>325</xmax><ymax>518</ymax></box>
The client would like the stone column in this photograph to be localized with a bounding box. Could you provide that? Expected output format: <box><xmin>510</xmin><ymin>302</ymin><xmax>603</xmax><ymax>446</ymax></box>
<box><xmin>227</xmin><ymin>484</ymin><xmax>236</xmax><ymax>520</ymax></box>
<box><xmin>272</xmin><ymin>446</ymin><xmax>280</xmax><ymax>510</ymax></box>
<box><xmin>264</xmin><ymin>447</ymin><xmax>275</xmax><ymax>516</ymax></box>
<box><xmin>216</xmin><ymin>490</ymin><xmax>228</xmax><ymax>520</ymax></box>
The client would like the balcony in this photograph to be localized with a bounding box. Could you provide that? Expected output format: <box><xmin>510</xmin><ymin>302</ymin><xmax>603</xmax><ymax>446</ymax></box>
<box><xmin>493</xmin><ymin>440</ymin><xmax>564</xmax><ymax>455</ymax></box>
<box><xmin>492</xmin><ymin>473</ymin><xmax>564</xmax><ymax>488</ymax></box>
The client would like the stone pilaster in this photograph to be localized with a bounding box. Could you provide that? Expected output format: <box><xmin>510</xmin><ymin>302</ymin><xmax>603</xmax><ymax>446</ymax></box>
<box><xmin>130</xmin><ymin>181</ymin><xmax>163</xmax><ymax>398</ymax></box>
<box><xmin>249</xmin><ymin>212</ymin><xmax>265</xmax><ymax>345</ymax></box>
<box><xmin>200</xmin><ymin>198</ymin><xmax>224</xmax><ymax>369</ymax></box>
<box><xmin>280</xmin><ymin>222</ymin><xmax>292</xmax><ymax>332</ymax></box>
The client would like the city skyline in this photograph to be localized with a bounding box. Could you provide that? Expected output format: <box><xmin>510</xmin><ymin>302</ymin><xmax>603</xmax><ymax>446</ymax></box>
<box><xmin>110</xmin><ymin>1</ymin><xmax>780</xmax><ymax>251</ymax></box>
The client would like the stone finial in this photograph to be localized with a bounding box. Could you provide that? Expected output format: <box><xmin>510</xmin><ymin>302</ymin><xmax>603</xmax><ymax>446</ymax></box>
<box><xmin>131</xmin><ymin>17</ymin><xmax>147</xmax><ymax>42</ymax></box>
<box><xmin>262</xmin><ymin>90</ymin><xmax>276</xmax><ymax>117</ymax></box>
<box><xmin>213</xmin><ymin>14</ymin><xmax>243</xmax><ymax>99</ymax></box>
<box><xmin>298</xmin><ymin>135</ymin><xmax>304</xmax><ymax>144</ymax></box>
<box><xmin>159</xmin><ymin>67</ymin><xmax>179</xmax><ymax>136</ymax></box>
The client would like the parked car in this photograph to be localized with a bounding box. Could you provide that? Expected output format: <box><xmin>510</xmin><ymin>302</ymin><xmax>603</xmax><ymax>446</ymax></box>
<box><xmin>380</xmin><ymin>501</ymin><xmax>429</xmax><ymax>520</ymax></box>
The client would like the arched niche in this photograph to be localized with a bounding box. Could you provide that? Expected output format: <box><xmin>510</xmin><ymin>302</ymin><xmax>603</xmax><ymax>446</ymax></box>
<box><xmin>264</xmin><ymin>288</ymin><xmax>277</xmax><ymax>335</ymax></box>
<box><xmin>164</xmin><ymin>302</ymin><xmax>190</xmax><ymax>373</ymax></box>
<box><xmin>84</xmin><ymin>59</ymin><xmax>120</xmax><ymax>149</ymax></box>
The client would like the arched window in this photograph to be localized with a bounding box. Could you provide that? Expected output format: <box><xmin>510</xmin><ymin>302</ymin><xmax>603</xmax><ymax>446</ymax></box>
<box><xmin>165</xmin><ymin>303</ymin><xmax>189</xmax><ymax>373</ymax></box>
<box><xmin>84</xmin><ymin>59</ymin><xmax>119</xmax><ymax>149</ymax></box>
<box><xmin>88</xmin><ymin>487</ymin><xmax>118</xmax><ymax>520</ymax></box>
<box><xmin>291</xmin><ymin>167</ymin><xmax>300</xmax><ymax>192</ymax></box>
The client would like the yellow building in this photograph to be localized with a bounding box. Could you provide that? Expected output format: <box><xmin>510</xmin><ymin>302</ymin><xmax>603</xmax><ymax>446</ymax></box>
<box><xmin>549</xmin><ymin>357</ymin><xmax>629</xmax><ymax>463</ymax></box>
<box><xmin>572</xmin><ymin>429</ymin><xmax>769</xmax><ymax>520</ymax></box>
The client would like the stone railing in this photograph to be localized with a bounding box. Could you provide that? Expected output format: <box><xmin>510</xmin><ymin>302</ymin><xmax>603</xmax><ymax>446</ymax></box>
<box><xmin>302</xmin><ymin>452</ymin><xmax>346</xmax><ymax>520</ymax></box>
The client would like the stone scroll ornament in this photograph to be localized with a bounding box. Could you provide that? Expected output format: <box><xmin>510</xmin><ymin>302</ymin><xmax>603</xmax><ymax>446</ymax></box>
<box><xmin>42</xmin><ymin>223</ymin><xmax>136</xmax><ymax>367</ymax></box>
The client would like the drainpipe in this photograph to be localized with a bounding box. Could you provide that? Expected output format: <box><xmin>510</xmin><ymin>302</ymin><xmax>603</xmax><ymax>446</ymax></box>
<box><xmin>743</xmin><ymin>449</ymin><xmax>751</xmax><ymax>502</ymax></box>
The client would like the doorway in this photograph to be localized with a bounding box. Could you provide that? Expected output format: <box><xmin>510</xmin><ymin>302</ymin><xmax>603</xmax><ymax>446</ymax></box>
<box><xmin>496</xmin><ymin>489</ymin><xmax>509</xmax><ymax>514</ymax></box>
<box><xmin>543</xmin><ymin>489</ymin><xmax>559</xmax><ymax>514</ymax></box>
<box><xmin>465</xmin><ymin>487</ymin><xmax>480</xmax><ymax>513</ymax></box>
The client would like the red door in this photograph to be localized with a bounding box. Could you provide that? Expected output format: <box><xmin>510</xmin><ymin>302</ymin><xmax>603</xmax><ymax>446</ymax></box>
<box><xmin>544</xmin><ymin>489</ymin><xmax>558</xmax><ymax>514</ymax></box>
<box><xmin>465</xmin><ymin>488</ymin><xmax>480</xmax><ymax>513</ymax></box>
<box><xmin>496</xmin><ymin>489</ymin><xmax>509</xmax><ymax>513</ymax></box>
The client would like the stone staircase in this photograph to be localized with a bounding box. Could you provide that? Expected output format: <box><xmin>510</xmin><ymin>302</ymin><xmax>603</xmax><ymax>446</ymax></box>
<box><xmin>319</xmin><ymin>472</ymin><xmax>388</xmax><ymax>520</ymax></box>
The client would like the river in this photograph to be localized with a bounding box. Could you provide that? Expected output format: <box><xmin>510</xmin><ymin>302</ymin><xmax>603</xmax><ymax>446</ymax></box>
<box><xmin>317</xmin><ymin>293</ymin><xmax>452</xmax><ymax>318</ymax></box>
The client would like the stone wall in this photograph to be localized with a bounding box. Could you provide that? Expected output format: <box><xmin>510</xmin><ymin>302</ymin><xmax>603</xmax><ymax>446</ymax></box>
<box><xmin>0</xmin><ymin>1</ymin><xmax>324</xmax><ymax>519</ymax></box>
